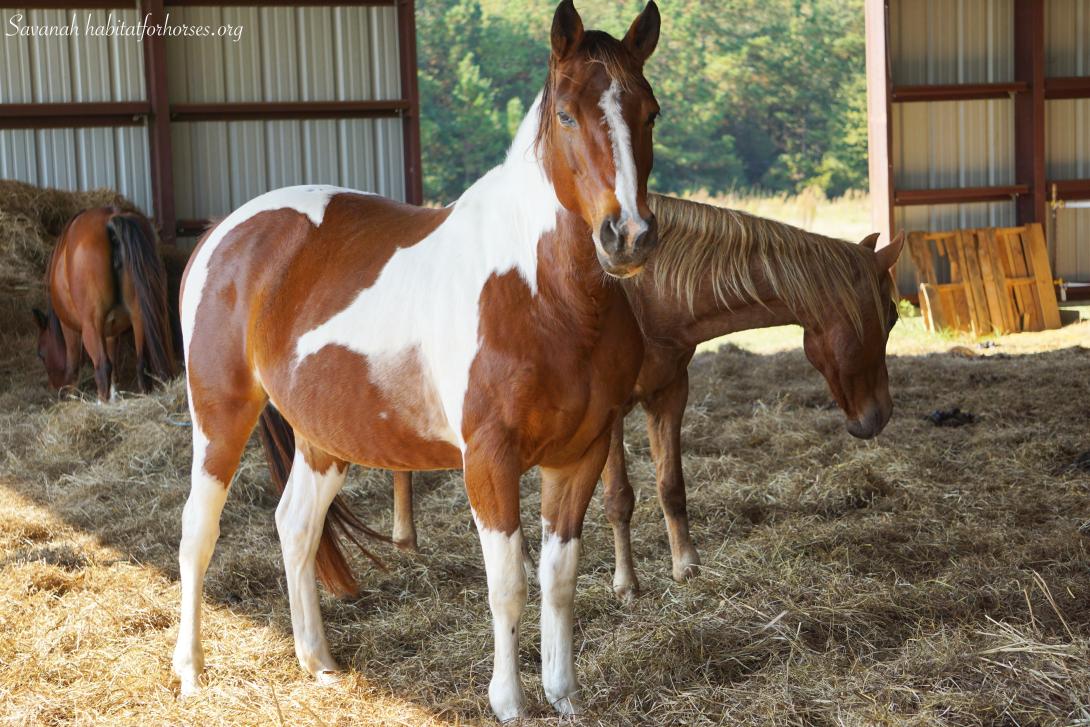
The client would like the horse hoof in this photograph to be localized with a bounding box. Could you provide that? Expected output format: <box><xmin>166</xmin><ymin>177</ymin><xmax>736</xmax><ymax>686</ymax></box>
<box><xmin>393</xmin><ymin>538</ymin><xmax>418</xmax><ymax>553</ymax></box>
<box><xmin>175</xmin><ymin>672</ymin><xmax>202</xmax><ymax>698</ymax></box>
<box><xmin>315</xmin><ymin>670</ymin><xmax>343</xmax><ymax>686</ymax></box>
<box><xmin>672</xmin><ymin>560</ymin><xmax>700</xmax><ymax>583</ymax></box>
<box><xmin>550</xmin><ymin>693</ymin><xmax>585</xmax><ymax>716</ymax></box>
<box><xmin>613</xmin><ymin>581</ymin><xmax>640</xmax><ymax>604</ymax></box>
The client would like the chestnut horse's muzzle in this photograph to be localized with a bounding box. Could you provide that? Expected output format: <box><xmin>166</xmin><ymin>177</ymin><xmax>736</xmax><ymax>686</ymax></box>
<box><xmin>846</xmin><ymin>401</ymin><xmax>892</xmax><ymax>440</ymax></box>
<box><xmin>596</xmin><ymin>213</ymin><xmax>658</xmax><ymax>278</ymax></box>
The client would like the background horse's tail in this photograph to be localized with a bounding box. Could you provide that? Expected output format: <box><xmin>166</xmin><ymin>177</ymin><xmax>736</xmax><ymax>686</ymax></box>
<box><xmin>257</xmin><ymin>403</ymin><xmax>388</xmax><ymax>598</ymax></box>
<box><xmin>106</xmin><ymin>213</ymin><xmax>177</xmax><ymax>384</ymax></box>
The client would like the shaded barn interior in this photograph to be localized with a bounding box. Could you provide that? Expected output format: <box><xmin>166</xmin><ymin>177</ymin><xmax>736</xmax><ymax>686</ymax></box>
<box><xmin>0</xmin><ymin>0</ymin><xmax>422</xmax><ymax>247</ymax></box>
<box><xmin>866</xmin><ymin>0</ymin><xmax>1090</xmax><ymax>299</ymax></box>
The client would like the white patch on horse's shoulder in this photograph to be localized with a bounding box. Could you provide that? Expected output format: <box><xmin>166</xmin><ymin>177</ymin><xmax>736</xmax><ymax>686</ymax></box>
<box><xmin>180</xmin><ymin>185</ymin><xmax>364</xmax><ymax>359</ymax></box>
<box><xmin>293</xmin><ymin>101</ymin><xmax>559</xmax><ymax>449</ymax></box>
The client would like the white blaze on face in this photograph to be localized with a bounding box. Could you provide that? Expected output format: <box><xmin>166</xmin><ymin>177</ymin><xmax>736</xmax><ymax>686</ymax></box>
<box><xmin>598</xmin><ymin>79</ymin><xmax>648</xmax><ymax>242</ymax></box>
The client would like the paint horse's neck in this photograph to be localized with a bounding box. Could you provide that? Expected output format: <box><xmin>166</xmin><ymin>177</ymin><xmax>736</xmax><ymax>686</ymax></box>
<box><xmin>470</xmin><ymin>100</ymin><xmax>608</xmax><ymax>321</ymax></box>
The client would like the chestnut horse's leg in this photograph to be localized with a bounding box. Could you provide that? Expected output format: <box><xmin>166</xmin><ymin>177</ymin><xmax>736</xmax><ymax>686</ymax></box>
<box><xmin>274</xmin><ymin>441</ymin><xmax>347</xmax><ymax>681</ymax></box>
<box><xmin>601</xmin><ymin>413</ymin><xmax>639</xmax><ymax>601</ymax></box>
<box><xmin>172</xmin><ymin>391</ymin><xmax>264</xmax><ymax>695</ymax></box>
<box><xmin>60</xmin><ymin>321</ymin><xmax>82</xmax><ymax>391</ymax></box>
<box><xmin>131</xmin><ymin>309</ymin><xmax>149</xmax><ymax>393</ymax></box>
<box><xmin>464</xmin><ymin>444</ymin><xmax>527</xmax><ymax>722</ymax></box>
<box><xmin>538</xmin><ymin>427</ymin><xmax>611</xmax><ymax>716</ymax></box>
<box><xmin>80</xmin><ymin>324</ymin><xmax>112</xmax><ymax>402</ymax></box>
<box><xmin>644</xmin><ymin>370</ymin><xmax>700</xmax><ymax>582</ymax></box>
<box><xmin>391</xmin><ymin>471</ymin><xmax>417</xmax><ymax>551</ymax></box>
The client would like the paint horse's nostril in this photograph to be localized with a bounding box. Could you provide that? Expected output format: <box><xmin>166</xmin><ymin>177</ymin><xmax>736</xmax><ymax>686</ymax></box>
<box><xmin>598</xmin><ymin>216</ymin><xmax>625</xmax><ymax>254</ymax></box>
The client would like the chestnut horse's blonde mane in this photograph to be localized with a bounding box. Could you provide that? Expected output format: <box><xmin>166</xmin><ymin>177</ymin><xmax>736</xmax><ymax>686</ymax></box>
<box><xmin>644</xmin><ymin>193</ymin><xmax>888</xmax><ymax>337</ymax></box>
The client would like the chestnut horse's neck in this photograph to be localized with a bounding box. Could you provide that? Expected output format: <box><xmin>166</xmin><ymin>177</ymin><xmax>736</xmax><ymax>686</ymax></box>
<box><xmin>626</xmin><ymin>194</ymin><xmax>881</xmax><ymax>349</ymax></box>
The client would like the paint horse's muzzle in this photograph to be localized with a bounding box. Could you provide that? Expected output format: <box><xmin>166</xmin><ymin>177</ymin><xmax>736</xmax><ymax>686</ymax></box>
<box><xmin>596</xmin><ymin>213</ymin><xmax>658</xmax><ymax>278</ymax></box>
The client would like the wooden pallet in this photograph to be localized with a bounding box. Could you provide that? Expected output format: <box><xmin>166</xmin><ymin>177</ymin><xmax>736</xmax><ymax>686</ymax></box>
<box><xmin>908</xmin><ymin>223</ymin><xmax>1060</xmax><ymax>336</ymax></box>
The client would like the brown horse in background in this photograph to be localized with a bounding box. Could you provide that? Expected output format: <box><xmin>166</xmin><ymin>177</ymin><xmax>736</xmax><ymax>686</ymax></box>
<box><xmin>33</xmin><ymin>207</ymin><xmax>176</xmax><ymax>401</ymax></box>
<box><xmin>390</xmin><ymin>194</ymin><xmax>905</xmax><ymax>599</ymax></box>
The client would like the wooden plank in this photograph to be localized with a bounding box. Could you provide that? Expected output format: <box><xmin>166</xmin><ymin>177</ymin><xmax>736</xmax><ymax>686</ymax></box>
<box><xmin>978</xmin><ymin>229</ymin><xmax>1018</xmax><ymax>333</ymax></box>
<box><xmin>1024</xmin><ymin>223</ymin><xmax>1062</xmax><ymax>329</ymax></box>
<box><xmin>999</xmin><ymin>229</ymin><xmax>1042</xmax><ymax>331</ymax></box>
<box><xmin>920</xmin><ymin>283</ymin><xmax>943</xmax><ymax>333</ymax></box>
<box><xmin>907</xmin><ymin>231</ymin><xmax>935</xmax><ymax>286</ymax></box>
<box><xmin>958</xmin><ymin>231</ymin><xmax>993</xmax><ymax>335</ymax></box>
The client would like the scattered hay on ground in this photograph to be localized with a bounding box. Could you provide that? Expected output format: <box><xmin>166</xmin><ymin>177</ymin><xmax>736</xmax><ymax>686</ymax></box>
<box><xmin>1</xmin><ymin>315</ymin><xmax>1088</xmax><ymax>725</ymax></box>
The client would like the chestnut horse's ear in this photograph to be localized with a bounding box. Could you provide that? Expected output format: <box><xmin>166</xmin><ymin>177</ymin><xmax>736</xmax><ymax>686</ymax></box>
<box><xmin>875</xmin><ymin>231</ymin><xmax>906</xmax><ymax>271</ymax></box>
<box><xmin>859</xmin><ymin>232</ymin><xmax>880</xmax><ymax>251</ymax></box>
<box><xmin>623</xmin><ymin>1</ymin><xmax>661</xmax><ymax>64</ymax></box>
<box><xmin>550</xmin><ymin>0</ymin><xmax>584</xmax><ymax>61</ymax></box>
<box><xmin>32</xmin><ymin>308</ymin><xmax>48</xmax><ymax>331</ymax></box>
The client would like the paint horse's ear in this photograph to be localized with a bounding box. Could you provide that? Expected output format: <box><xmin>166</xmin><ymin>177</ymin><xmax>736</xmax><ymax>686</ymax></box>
<box><xmin>623</xmin><ymin>1</ymin><xmax>660</xmax><ymax>64</ymax></box>
<box><xmin>32</xmin><ymin>308</ymin><xmax>48</xmax><ymax>331</ymax></box>
<box><xmin>859</xmin><ymin>232</ymin><xmax>880</xmax><ymax>251</ymax></box>
<box><xmin>550</xmin><ymin>0</ymin><xmax>584</xmax><ymax>61</ymax></box>
<box><xmin>875</xmin><ymin>230</ymin><xmax>906</xmax><ymax>271</ymax></box>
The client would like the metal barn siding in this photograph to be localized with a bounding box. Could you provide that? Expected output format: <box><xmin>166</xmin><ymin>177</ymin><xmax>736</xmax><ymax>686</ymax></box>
<box><xmin>887</xmin><ymin>0</ymin><xmax>1018</xmax><ymax>292</ymax></box>
<box><xmin>0</xmin><ymin>7</ymin><xmax>153</xmax><ymax>213</ymax></box>
<box><xmin>1045</xmin><ymin>0</ymin><xmax>1090</xmax><ymax>280</ymax></box>
<box><xmin>166</xmin><ymin>5</ymin><xmax>406</xmax><ymax>222</ymax></box>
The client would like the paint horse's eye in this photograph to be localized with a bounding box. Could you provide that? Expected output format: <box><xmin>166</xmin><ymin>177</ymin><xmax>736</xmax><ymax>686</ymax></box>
<box><xmin>647</xmin><ymin>111</ymin><xmax>659</xmax><ymax>128</ymax></box>
<box><xmin>557</xmin><ymin>110</ymin><xmax>577</xmax><ymax>128</ymax></box>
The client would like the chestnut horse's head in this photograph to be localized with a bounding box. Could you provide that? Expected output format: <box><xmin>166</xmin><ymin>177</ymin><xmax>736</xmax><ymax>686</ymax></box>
<box><xmin>32</xmin><ymin>307</ymin><xmax>67</xmax><ymax>390</ymax></box>
<box><xmin>802</xmin><ymin>232</ymin><xmax>906</xmax><ymax>439</ymax></box>
<box><xmin>538</xmin><ymin>0</ymin><xmax>661</xmax><ymax>278</ymax></box>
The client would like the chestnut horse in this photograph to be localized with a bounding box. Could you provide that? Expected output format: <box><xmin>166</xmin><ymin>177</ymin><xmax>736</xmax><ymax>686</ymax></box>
<box><xmin>173</xmin><ymin>1</ymin><xmax>661</xmax><ymax>720</ymax></box>
<box><xmin>389</xmin><ymin>194</ymin><xmax>905</xmax><ymax>599</ymax></box>
<box><xmin>33</xmin><ymin>207</ymin><xmax>176</xmax><ymax>401</ymax></box>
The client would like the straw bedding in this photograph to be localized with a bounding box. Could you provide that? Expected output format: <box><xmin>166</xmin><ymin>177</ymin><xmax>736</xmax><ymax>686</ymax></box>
<box><xmin>2</xmin><ymin>185</ymin><xmax>1090</xmax><ymax>725</ymax></box>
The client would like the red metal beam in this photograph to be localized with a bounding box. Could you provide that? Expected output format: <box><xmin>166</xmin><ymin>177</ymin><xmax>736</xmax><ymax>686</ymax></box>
<box><xmin>176</xmin><ymin>219</ymin><xmax>213</xmax><ymax>237</ymax></box>
<box><xmin>1044</xmin><ymin>76</ymin><xmax>1090</xmax><ymax>100</ymax></box>
<box><xmin>1013</xmin><ymin>0</ymin><xmax>1046</xmax><ymax>226</ymax></box>
<box><xmin>397</xmin><ymin>0</ymin><xmax>424</xmax><ymax>205</ymax></box>
<box><xmin>170</xmin><ymin>100</ymin><xmax>408</xmax><ymax>123</ymax></box>
<box><xmin>1050</xmin><ymin>179</ymin><xmax>1090</xmax><ymax>202</ymax></box>
<box><xmin>0</xmin><ymin>102</ymin><xmax>149</xmax><ymax>128</ymax></box>
<box><xmin>16</xmin><ymin>1</ymin><xmax>131</xmax><ymax>7</ymax></box>
<box><xmin>142</xmin><ymin>0</ymin><xmax>176</xmax><ymax>245</ymax></box>
<box><xmin>166</xmin><ymin>0</ymin><xmax>394</xmax><ymax>5</ymax></box>
<box><xmin>893</xmin><ymin>185</ymin><xmax>1030</xmax><ymax>206</ymax></box>
<box><xmin>891</xmin><ymin>82</ymin><xmax>1028</xmax><ymax>103</ymax></box>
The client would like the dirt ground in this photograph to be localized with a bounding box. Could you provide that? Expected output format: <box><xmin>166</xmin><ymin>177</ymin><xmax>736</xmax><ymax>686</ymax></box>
<box><xmin>1</xmin><ymin>299</ymin><xmax>1088</xmax><ymax>725</ymax></box>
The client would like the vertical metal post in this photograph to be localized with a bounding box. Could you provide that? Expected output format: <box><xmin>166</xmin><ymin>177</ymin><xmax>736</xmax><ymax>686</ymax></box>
<box><xmin>397</xmin><ymin>0</ymin><xmax>423</xmax><ymax>205</ymax></box>
<box><xmin>1013</xmin><ymin>0</ymin><xmax>1045</xmax><ymax>227</ymax></box>
<box><xmin>141</xmin><ymin>0</ymin><xmax>176</xmax><ymax>243</ymax></box>
<box><xmin>864</xmin><ymin>0</ymin><xmax>894</xmax><ymax>245</ymax></box>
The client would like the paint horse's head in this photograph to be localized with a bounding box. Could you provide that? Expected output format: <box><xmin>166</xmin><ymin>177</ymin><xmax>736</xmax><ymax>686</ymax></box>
<box><xmin>32</xmin><ymin>307</ymin><xmax>67</xmax><ymax>390</ymax></box>
<box><xmin>802</xmin><ymin>233</ymin><xmax>906</xmax><ymax>439</ymax></box>
<box><xmin>538</xmin><ymin>0</ymin><xmax>661</xmax><ymax>278</ymax></box>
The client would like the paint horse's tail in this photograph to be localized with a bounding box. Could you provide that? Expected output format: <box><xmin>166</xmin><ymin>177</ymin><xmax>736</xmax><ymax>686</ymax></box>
<box><xmin>105</xmin><ymin>212</ymin><xmax>177</xmax><ymax>385</ymax></box>
<box><xmin>257</xmin><ymin>403</ymin><xmax>388</xmax><ymax>598</ymax></box>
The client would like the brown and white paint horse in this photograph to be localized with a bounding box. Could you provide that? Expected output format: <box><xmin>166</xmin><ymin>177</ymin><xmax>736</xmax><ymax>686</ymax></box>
<box><xmin>173</xmin><ymin>1</ymin><xmax>661</xmax><ymax>720</ymax></box>
<box><xmin>34</xmin><ymin>207</ymin><xmax>176</xmax><ymax>401</ymax></box>
<box><xmin>390</xmin><ymin>195</ymin><xmax>905</xmax><ymax>598</ymax></box>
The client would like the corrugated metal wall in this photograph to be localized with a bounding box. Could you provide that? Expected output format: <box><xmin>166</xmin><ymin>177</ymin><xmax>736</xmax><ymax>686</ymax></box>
<box><xmin>1</xmin><ymin>5</ymin><xmax>404</xmax><ymax>226</ymax></box>
<box><xmin>167</xmin><ymin>5</ymin><xmax>404</xmax><ymax>221</ymax></box>
<box><xmin>889</xmin><ymin>0</ymin><xmax>1018</xmax><ymax>292</ymax></box>
<box><xmin>1045</xmin><ymin>0</ymin><xmax>1090</xmax><ymax>280</ymax></box>
<box><xmin>0</xmin><ymin>8</ymin><xmax>153</xmax><ymax>212</ymax></box>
